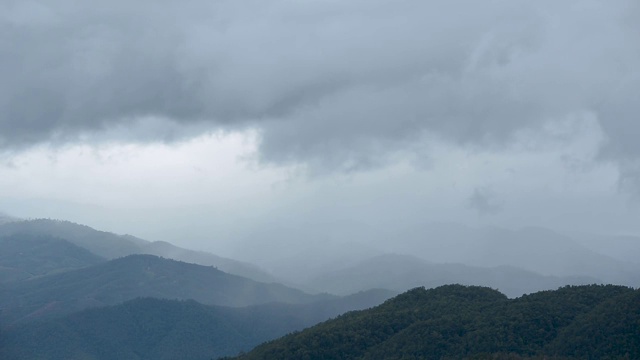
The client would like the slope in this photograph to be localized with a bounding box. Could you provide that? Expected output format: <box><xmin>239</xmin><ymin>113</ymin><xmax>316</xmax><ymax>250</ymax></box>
<box><xmin>574</xmin><ymin>233</ymin><xmax>640</xmax><ymax>265</ymax></box>
<box><xmin>547</xmin><ymin>289</ymin><xmax>640</xmax><ymax>358</ymax></box>
<box><xmin>0</xmin><ymin>234</ymin><xmax>104</xmax><ymax>283</ymax></box>
<box><xmin>0</xmin><ymin>219</ymin><xmax>275</xmax><ymax>282</ymax></box>
<box><xmin>141</xmin><ymin>240</ymin><xmax>276</xmax><ymax>283</ymax></box>
<box><xmin>233</xmin><ymin>284</ymin><xmax>638</xmax><ymax>360</ymax></box>
<box><xmin>393</xmin><ymin>224</ymin><xmax>639</xmax><ymax>285</ymax></box>
<box><xmin>0</xmin><ymin>219</ymin><xmax>145</xmax><ymax>259</ymax></box>
<box><xmin>0</xmin><ymin>254</ymin><xmax>329</xmax><ymax>326</ymax></box>
<box><xmin>309</xmin><ymin>253</ymin><xmax>597</xmax><ymax>298</ymax></box>
<box><xmin>0</xmin><ymin>290</ymin><xmax>396</xmax><ymax>360</ymax></box>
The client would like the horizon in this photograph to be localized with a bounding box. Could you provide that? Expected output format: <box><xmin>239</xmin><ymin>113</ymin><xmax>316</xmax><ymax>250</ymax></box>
<box><xmin>2</xmin><ymin>0</ymin><xmax>640</xmax><ymax>256</ymax></box>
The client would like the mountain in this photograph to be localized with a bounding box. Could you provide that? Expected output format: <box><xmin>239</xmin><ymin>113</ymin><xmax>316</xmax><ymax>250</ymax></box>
<box><xmin>0</xmin><ymin>290</ymin><xmax>396</xmax><ymax>360</ymax></box>
<box><xmin>309</xmin><ymin>253</ymin><xmax>597</xmax><ymax>297</ymax></box>
<box><xmin>390</xmin><ymin>223</ymin><xmax>639</xmax><ymax>285</ymax></box>
<box><xmin>0</xmin><ymin>219</ymin><xmax>145</xmax><ymax>259</ymax></box>
<box><xmin>0</xmin><ymin>219</ymin><xmax>275</xmax><ymax>282</ymax></box>
<box><xmin>141</xmin><ymin>241</ymin><xmax>276</xmax><ymax>283</ymax></box>
<box><xmin>0</xmin><ymin>254</ymin><xmax>329</xmax><ymax>326</ymax></box>
<box><xmin>573</xmin><ymin>233</ymin><xmax>640</xmax><ymax>265</ymax></box>
<box><xmin>546</xmin><ymin>288</ymin><xmax>640</xmax><ymax>358</ymax></box>
<box><xmin>231</xmin><ymin>284</ymin><xmax>639</xmax><ymax>360</ymax></box>
<box><xmin>232</xmin><ymin>222</ymin><xmax>638</xmax><ymax>289</ymax></box>
<box><xmin>230</xmin><ymin>223</ymin><xmax>384</xmax><ymax>284</ymax></box>
<box><xmin>0</xmin><ymin>234</ymin><xmax>104</xmax><ymax>283</ymax></box>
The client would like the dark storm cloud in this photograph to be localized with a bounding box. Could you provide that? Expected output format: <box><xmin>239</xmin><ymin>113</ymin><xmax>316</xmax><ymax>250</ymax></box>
<box><xmin>1</xmin><ymin>0</ymin><xmax>639</xmax><ymax>173</ymax></box>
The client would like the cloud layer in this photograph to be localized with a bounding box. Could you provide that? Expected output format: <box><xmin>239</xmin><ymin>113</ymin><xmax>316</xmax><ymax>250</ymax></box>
<box><xmin>1</xmin><ymin>0</ymin><xmax>639</xmax><ymax>174</ymax></box>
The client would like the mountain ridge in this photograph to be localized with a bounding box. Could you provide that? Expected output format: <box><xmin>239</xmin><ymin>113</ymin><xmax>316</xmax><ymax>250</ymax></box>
<box><xmin>0</xmin><ymin>219</ymin><xmax>275</xmax><ymax>283</ymax></box>
<box><xmin>231</xmin><ymin>284</ymin><xmax>639</xmax><ymax>360</ymax></box>
<box><xmin>309</xmin><ymin>253</ymin><xmax>598</xmax><ymax>297</ymax></box>
<box><xmin>0</xmin><ymin>289</ymin><xmax>396</xmax><ymax>360</ymax></box>
<box><xmin>0</xmin><ymin>254</ymin><xmax>330</xmax><ymax>326</ymax></box>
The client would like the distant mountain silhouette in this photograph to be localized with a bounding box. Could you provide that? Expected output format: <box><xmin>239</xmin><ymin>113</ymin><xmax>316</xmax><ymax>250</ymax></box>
<box><xmin>309</xmin><ymin>253</ymin><xmax>597</xmax><ymax>297</ymax></box>
<box><xmin>0</xmin><ymin>219</ymin><xmax>144</xmax><ymax>258</ymax></box>
<box><xmin>576</xmin><ymin>233</ymin><xmax>640</xmax><ymax>265</ymax></box>
<box><xmin>0</xmin><ymin>219</ymin><xmax>275</xmax><ymax>283</ymax></box>
<box><xmin>230</xmin><ymin>223</ymin><xmax>384</xmax><ymax>284</ymax></box>
<box><xmin>393</xmin><ymin>223</ymin><xmax>640</xmax><ymax>286</ymax></box>
<box><xmin>141</xmin><ymin>240</ymin><xmax>277</xmax><ymax>283</ymax></box>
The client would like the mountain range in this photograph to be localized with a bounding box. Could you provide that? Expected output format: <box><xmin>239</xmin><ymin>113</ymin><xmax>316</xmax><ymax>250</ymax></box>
<box><xmin>387</xmin><ymin>223</ymin><xmax>640</xmax><ymax>285</ymax></box>
<box><xmin>308</xmin><ymin>253</ymin><xmax>597</xmax><ymax>298</ymax></box>
<box><xmin>0</xmin><ymin>219</ymin><xmax>274</xmax><ymax>282</ymax></box>
<box><xmin>1</xmin><ymin>215</ymin><xmax>639</xmax><ymax>360</ymax></box>
<box><xmin>231</xmin><ymin>284</ymin><xmax>640</xmax><ymax>360</ymax></box>
<box><xmin>0</xmin><ymin>253</ymin><xmax>329</xmax><ymax>326</ymax></box>
<box><xmin>1</xmin><ymin>289</ymin><xmax>395</xmax><ymax>360</ymax></box>
<box><xmin>231</xmin><ymin>221</ymin><xmax>640</xmax><ymax>290</ymax></box>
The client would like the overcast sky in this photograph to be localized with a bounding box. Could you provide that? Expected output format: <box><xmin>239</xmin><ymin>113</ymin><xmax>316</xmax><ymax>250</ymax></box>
<box><xmin>1</xmin><ymin>0</ymin><xmax>639</xmax><ymax>254</ymax></box>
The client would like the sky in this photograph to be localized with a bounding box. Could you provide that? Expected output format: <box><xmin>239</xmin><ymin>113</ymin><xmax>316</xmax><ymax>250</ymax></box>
<box><xmin>1</xmin><ymin>0</ymin><xmax>639</xmax><ymax>255</ymax></box>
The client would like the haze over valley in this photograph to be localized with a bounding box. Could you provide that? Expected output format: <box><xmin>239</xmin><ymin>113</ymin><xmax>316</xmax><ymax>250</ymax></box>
<box><xmin>2</xmin><ymin>0</ymin><xmax>640</xmax><ymax>358</ymax></box>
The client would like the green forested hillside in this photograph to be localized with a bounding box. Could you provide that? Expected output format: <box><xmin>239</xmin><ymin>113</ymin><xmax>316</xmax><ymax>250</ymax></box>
<box><xmin>0</xmin><ymin>234</ymin><xmax>104</xmax><ymax>282</ymax></box>
<box><xmin>0</xmin><ymin>254</ymin><xmax>329</xmax><ymax>325</ymax></box>
<box><xmin>547</xmin><ymin>289</ymin><xmax>640</xmax><ymax>358</ymax></box>
<box><xmin>232</xmin><ymin>284</ymin><xmax>639</xmax><ymax>360</ymax></box>
<box><xmin>0</xmin><ymin>290</ymin><xmax>395</xmax><ymax>360</ymax></box>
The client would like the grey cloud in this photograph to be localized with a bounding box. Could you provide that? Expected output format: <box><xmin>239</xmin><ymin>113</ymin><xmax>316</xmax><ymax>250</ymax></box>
<box><xmin>617</xmin><ymin>160</ymin><xmax>640</xmax><ymax>200</ymax></box>
<box><xmin>468</xmin><ymin>187</ymin><xmax>503</xmax><ymax>215</ymax></box>
<box><xmin>1</xmin><ymin>0</ymin><xmax>639</xmax><ymax>176</ymax></box>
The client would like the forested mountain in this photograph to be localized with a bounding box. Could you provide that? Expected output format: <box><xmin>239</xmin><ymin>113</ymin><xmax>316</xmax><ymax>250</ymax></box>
<box><xmin>0</xmin><ymin>219</ymin><xmax>275</xmax><ymax>282</ymax></box>
<box><xmin>546</xmin><ymin>288</ymin><xmax>640</xmax><ymax>358</ymax></box>
<box><xmin>0</xmin><ymin>234</ymin><xmax>104</xmax><ymax>283</ymax></box>
<box><xmin>0</xmin><ymin>290</ymin><xmax>395</xmax><ymax>360</ymax></box>
<box><xmin>232</xmin><ymin>284</ymin><xmax>640</xmax><ymax>360</ymax></box>
<box><xmin>0</xmin><ymin>254</ymin><xmax>329</xmax><ymax>326</ymax></box>
<box><xmin>309</xmin><ymin>254</ymin><xmax>596</xmax><ymax>297</ymax></box>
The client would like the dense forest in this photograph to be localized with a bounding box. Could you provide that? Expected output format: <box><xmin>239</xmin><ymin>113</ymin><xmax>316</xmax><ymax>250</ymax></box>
<box><xmin>0</xmin><ymin>291</ymin><xmax>393</xmax><ymax>360</ymax></box>
<box><xmin>229</xmin><ymin>284</ymin><xmax>640</xmax><ymax>360</ymax></box>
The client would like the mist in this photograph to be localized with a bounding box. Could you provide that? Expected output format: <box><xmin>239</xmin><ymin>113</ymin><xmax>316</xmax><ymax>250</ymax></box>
<box><xmin>2</xmin><ymin>2</ymin><xmax>640</xmax><ymax>358</ymax></box>
<box><xmin>1</xmin><ymin>0</ymin><xmax>640</xmax><ymax>298</ymax></box>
